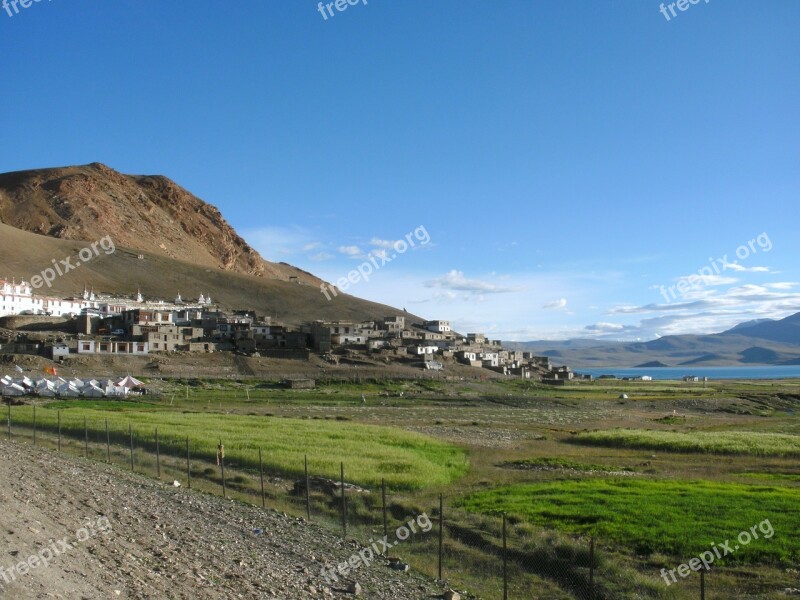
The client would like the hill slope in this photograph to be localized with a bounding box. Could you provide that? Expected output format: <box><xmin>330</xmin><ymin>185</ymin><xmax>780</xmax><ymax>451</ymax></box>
<box><xmin>0</xmin><ymin>163</ymin><xmax>422</xmax><ymax>324</ymax></box>
<box><xmin>0</xmin><ymin>162</ymin><xmax>314</xmax><ymax>283</ymax></box>
<box><xmin>0</xmin><ymin>212</ymin><xmax>413</xmax><ymax>327</ymax></box>
<box><xmin>721</xmin><ymin>313</ymin><xmax>800</xmax><ymax>345</ymax></box>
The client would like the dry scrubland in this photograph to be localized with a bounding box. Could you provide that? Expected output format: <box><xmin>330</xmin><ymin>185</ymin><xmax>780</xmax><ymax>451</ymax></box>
<box><xmin>4</xmin><ymin>376</ymin><xmax>800</xmax><ymax>599</ymax></box>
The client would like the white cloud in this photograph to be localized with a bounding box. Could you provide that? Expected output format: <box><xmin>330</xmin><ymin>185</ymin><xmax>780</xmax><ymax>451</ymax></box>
<box><xmin>431</xmin><ymin>290</ymin><xmax>459</xmax><ymax>302</ymax></box>
<box><xmin>370</xmin><ymin>238</ymin><xmax>397</xmax><ymax>249</ymax></box>
<box><xmin>543</xmin><ymin>298</ymin><xmax>568</xmax><ymax>310</ymax></box>
<box><xmin>601</xmin><ymin>281</ymin><xmax>800</xmax><ymax>341</ymax></box>
<box><xmin>425</xmin><ymin>270</ymin><xmax>525</xmax><ymax>295</ymax></box>
<box><xmin>723</xmin><ymin>263</ymin><xmax>772</xmax><ymax>273</ymax></box>
<box><xmin>678</xmin><ymin>274</ymin><xmax>739</xmax><ymax>287</ymax></box>
<box><xmin>766</xmin><ymin>282</ymin><xmax>798</xmax><ymax>290</ymax></box>
<box><xmin>338</xmin><ymin>245</ymin><xmax>365</xmax><ymax>259</ymax></box>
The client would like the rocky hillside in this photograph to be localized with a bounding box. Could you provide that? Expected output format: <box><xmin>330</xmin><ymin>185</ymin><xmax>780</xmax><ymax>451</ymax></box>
<box><xmin>0</xmin><ymin>163</ymin><xmax>316</xmax><ymax>284</ymax></box>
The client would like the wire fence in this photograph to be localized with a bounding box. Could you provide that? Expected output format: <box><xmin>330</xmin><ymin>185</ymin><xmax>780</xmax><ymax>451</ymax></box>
<box><xmin>2</xmin><ymin>403</ymin><xmax>782</xmax><ymax>600</ymax></box>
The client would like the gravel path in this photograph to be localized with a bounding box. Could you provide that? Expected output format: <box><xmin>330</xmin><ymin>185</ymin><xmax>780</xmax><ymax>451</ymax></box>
<box><xmin>0</xmin><ymin>439</ymin><xmax>447</xmax><ymax>599</ymax></box>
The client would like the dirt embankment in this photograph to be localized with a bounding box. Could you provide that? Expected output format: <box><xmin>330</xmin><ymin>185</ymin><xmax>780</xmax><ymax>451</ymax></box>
<box><xmin>3</xmin><ymin>350</ymin><xmax>501</xmax><ymax>383</ymax></box>
<box><xmin>0</xmin><ymin>439</ymin><xmax>445</xmax><ymax>599</ymax></box>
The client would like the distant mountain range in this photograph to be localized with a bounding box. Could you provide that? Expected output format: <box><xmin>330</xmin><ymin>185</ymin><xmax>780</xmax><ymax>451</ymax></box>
<box><xmin>508</xmin><ymin>312</ymin><xmax>800</xmax><ymax>367</ymax></box>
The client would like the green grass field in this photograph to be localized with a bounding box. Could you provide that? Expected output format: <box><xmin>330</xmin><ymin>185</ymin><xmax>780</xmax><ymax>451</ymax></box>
<box><xmin>11</xmin><ymin>404</ymin><xmax>468</xmax><ymax>490</ymax></box>
<box><xmin>460</xmin><ymin>479</ymin><xmax>800</xmax><ymax>564</ymax></box>
<box><xmin>6</xmin><ymin>377</ymin><xmax>800</xmax><ymax>599</ymax></box>
<box><xmin>571</xmin><ymin>429</ymin><xmax>800</xmax><ymax>457</ymax></box>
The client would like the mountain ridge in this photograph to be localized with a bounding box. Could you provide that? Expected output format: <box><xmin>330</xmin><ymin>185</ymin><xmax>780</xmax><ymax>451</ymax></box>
<box><xmin>0</xmin><ymin>164</ymin><xmax>419</xmax><ymax>326</ymax></box>
<box><xmin>507</xmin><ymin>312</ymin><xmax>800</xmax><ymax>367</ymax></box>
<box><xmin>0</xmin><ymin>162</ymin><xmax>317</xmax><ymax>284</ymax></box>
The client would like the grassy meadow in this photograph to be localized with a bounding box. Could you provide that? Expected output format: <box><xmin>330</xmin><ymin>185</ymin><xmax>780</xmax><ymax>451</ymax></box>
<box><xmin>571</xmin><ymin>429</ymin><xmax>800</xmax><ymax>457</ymax></box>
<box><xmin>5</xmin><ymin>375</ymin><xmax>800</xmax><ymax>598</ymax></box>
<box><xmin>460</xmin><ymin>478</ymin><xmax>800</xmax><ymax>563</ymax></box>
<box><xmin>10</xmin><ymin>403</ymin><xmax>468</xmax><ymax>490</ymax></box>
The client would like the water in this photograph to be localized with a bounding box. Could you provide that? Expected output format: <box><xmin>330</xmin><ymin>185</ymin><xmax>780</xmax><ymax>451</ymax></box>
<box><xmin>575</xmin><ymin>366</ymin><xmax>800</xmax><ymax>380</ymax></box>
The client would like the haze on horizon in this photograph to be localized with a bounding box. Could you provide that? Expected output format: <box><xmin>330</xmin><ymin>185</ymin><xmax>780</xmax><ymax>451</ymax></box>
<box><xmin>1</xmin><ymin>1</ymin><xmax>798</xmax><ymax>341</ymax></box>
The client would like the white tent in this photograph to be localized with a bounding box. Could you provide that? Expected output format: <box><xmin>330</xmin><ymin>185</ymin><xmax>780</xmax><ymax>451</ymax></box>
<box><xmin>104</xmin><ymin>384</ymin><xmax>128</xmax><ymax>397</ymax></box>
<box><xmin>116</xmin><ymin>376</ymin><xmax>144</xmax><ymax>389</ymax></box>
<box><xmin>1</xmin><ymin>383</ymin><xmax>26</xmax><ymax>397</ymax></box>
<box><xmin>69</xmin><ymin>378</ymin><xmax>84</xmax><ymax>388</ymax></box>
<box><xmin>35</xmin><ymin>380</ymin><xmax>57</xmax><ymax>397</ymax></box>
<box><xmin>82</xmin><ymin>384</ymin><xmax>106</xmax><ymax>398</ymax></box>
<box><xmin>57</xmin><ymin>383</ymin><xmax>81</xmax><ymax>398</ymax></box>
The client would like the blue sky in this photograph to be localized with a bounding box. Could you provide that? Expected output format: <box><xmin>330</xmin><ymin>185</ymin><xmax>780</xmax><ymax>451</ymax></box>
<box><xmin>2</xmin><ymin>0</ymin><xmax>798</xmax><ymax>340</ymax></box>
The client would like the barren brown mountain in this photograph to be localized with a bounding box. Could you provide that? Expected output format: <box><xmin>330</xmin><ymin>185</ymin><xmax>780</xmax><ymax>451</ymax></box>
<box><xmin>0</xmin><ymin>164</ymin><xmax>419</xmax><ymax>326</ymax></box>
<box><xmin>0</xmin><ymin>162</ymin><xmax>316</xmax><ymax>283</ymax></box>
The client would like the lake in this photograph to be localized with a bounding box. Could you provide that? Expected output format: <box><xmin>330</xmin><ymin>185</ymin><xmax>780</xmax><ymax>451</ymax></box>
<box><xmin>575</xmin><ymin>366</ymin><xmax>800</xmax><ymax>380</ymax></box>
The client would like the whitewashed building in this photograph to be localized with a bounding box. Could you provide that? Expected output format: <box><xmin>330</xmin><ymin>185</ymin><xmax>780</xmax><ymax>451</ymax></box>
<box><xmin>77</xmin><ymin>340</ymin><xmax>149</xmax><ymax>355</ymax></box>
<box><xmin>0</xmin><ymin>279</ymin><xmax>40</xmax><ymax>316</ymax></box>
<box><xmin>424</xmin><ymin>320</ymin><xmax>451</xmax><ymax>333</ymax></box>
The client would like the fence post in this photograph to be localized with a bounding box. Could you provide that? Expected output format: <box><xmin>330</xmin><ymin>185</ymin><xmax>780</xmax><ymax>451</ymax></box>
<box><xmin>258</xmin><ymin>447</ymin><xmax>265</xmax><ymax>509</ymax></box>
<box><xmin>105</xmin><ymin>418</ymin><xmax>110</xmax><ymax>463</ymax></box>
<box><xmin>84</xmin><ymin>417</ymin><xmax>89</xmax><ymax>458</ymax></box>
<box><xmin>57</xmin><ymin>410</ymin><xmax>61</xmax><ymax>452</ymax></box>
<box><xmin>700</xmin><ymin>569</ymin><xmax>705</xmax><ymax>600</ymax></box>
<box><xmin>382</xmin><ymin>478</ymin><xmax>388</xmax><ymax>555</ymax></box>
<box><xmin>304</xmin><ymin>455</ymin><xmax>311</xmax><ymax>520</ymax></box>
<box><xmin>589</xmin><ymin>536</ymin><xmax>595</xmax><ymax>600</ymax></box>
<box><xmin>438</xmin><ymin>494</ymin><xmax>444</xmax><ymax>580</ymax></box>
<box><xmin>340</xmin><ymin>462</ymin><xmax>347</xmax><ymax>538</ymax></box>
<box><xmin>219</xmin><ymin>440</ymin><xmax>226</xmax><ymax>499</ymax></box>
<box><xmin>129</xmin><ymin>424</ymin><xmax>134</xmax><ymax>472</ymax></box>
<box><xmin>155</xmin><ymin>428</ymin><xmax>161</xmax><ymax>479</ymax></box>
<box><xmin>7</xmin><ymin>403</ymin><xmax>10</xmax><ymax>439</ymax></box>
<box><xmin>186</xmin><ymin>436</ymin><xmax>191</xmax><ymax>489</ymax></box>
<box><xmin>503</xmin><ymin>512</ymin><xmax>508</xmax><ymax>600</ymax></box>
<box><xmin>32</xmin><ymin>405</ymin><xmax>36</xmax><ymax>445</ymax></box>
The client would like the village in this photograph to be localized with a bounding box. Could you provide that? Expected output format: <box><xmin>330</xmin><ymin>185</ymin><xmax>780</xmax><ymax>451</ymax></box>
<box><xmin>0</xmin><ymin>277</ymin><xmax>578</xmax><ymax>396</ymax></box>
